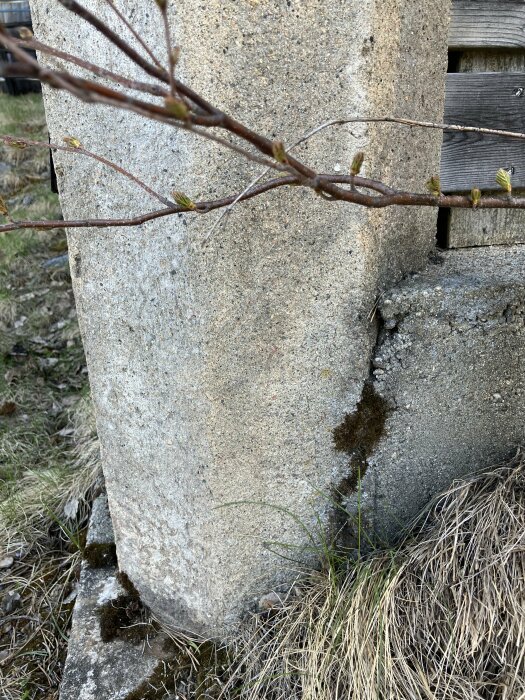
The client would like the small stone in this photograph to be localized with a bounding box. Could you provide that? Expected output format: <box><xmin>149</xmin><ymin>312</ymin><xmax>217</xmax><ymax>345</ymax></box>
<box><xmin>0</xmin><ymin>556</ymin><xmax>14</xmax><ymax>569</ymax></box>
<box><xmin>258</xmin><ymin>591</ymin><xmax>282</xmax><ymax>610</ymax></box>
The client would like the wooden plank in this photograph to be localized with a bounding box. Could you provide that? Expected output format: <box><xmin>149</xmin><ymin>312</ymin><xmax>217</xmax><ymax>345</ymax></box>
<box><xmin>450</xmin><ymin>1</ymin><xmax>525</xmax><ymax>49</ymax></box>
<box><xmin>448</xmin><ymin>51</ymin><xmax>525</xmax><ymax>248</ymax></box>
<box><xmin>447</xmin><ymin>207</ymin><xmax>525</xmax><ymax>248</ymax></box>
<box><xmin>441</xmin><ymin>72</ymin><xmax>525</xmax><ymax>192</ymax></box>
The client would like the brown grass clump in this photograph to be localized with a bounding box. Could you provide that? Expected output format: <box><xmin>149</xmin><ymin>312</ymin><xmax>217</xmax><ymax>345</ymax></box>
<box><xmin>0</xmin><ymin>398</ymin><xmax>100</xmax><ymax>700</ymax></box>
<box><xmin>221</xmin><ymin>456</ymin><xmax>525</xmax><ymax>700</ymax></box>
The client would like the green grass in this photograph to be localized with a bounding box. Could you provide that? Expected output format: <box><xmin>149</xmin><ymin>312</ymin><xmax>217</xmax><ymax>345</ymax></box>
<box><xmin>0</xmin><ymin>93</ymin><xmax>48</xmax><ymax>137</ymax></box>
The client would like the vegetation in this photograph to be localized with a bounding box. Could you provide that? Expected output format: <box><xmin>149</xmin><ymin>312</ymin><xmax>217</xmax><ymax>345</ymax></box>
<box><xmin>0</xmin><ymin>33</ymin><xmax>523</xmax><ymax>699</ymax></box>
<box><xmin>0</xmin><ymin>92</ymin><xmax>99</xmax><ymax>700</ymax></box>
<box><xmin>219</xmin><ymin>457</ymin><xmax>525</xmax><ymax>700</ymax></box>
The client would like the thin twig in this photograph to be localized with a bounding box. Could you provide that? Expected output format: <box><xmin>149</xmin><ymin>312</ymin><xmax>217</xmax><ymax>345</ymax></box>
<box><xmin>2</xmin><ymin>175</ymin><xmax>525</xmax><ymax>235</ymax></box>
<box><xmin>18</xmin><ymin>37</ymin><xmax>168</xmax><ymax>97</ymax></box>
<box><xmin>158</xmin><ymin>2</ymin><xmax>176</xmax><ymax>97</ymax></box>
<box><xmin>0</xmin><ymin>176</ymin><xmax>301</xmax><ymax>233</ymax></box>
<box><xmin>104</xmin><ymin>0</ymin><xmax>164</xmax><ymax>71</ymax></box>
<box><xmin>1</xmin><ymin>135</ymin><xmax>173</xmax><ymax>207</ymax></box>
<box><xmin>202</xmin><ymin>168</ymin><xmax>270</xmax><ymax>246</ymax></box>
<box><xmin>304</xmin><ymin>116</ymin><xmax>525</xmax><ymax>143</ymax></box>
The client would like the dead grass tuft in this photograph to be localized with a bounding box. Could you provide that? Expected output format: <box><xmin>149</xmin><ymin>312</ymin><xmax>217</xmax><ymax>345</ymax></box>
<box><xmin>221</xmin><ymin>456</ymin><xmax>525</xmax><ymax>700</ymax></box>
<box><xmin>0</xmin><ymin>399</ymin><xmax>100</xmax><ymax>700</ymax></box>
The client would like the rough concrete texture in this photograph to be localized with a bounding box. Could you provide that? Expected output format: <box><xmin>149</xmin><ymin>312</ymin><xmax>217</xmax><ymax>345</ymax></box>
<box><xmin>59</xmin><ymin>566</ymin><xmax>158</xmax><ymax>700</ymax></box>
<box><xmin>84</xmin><ymin>494</ymin><xmax>116</xmax><ymax>568</ymax></box>
<box><xmin>30</xmin><ymin>0</ymin><xmax>451</xmax><ymax>635</ymax></box>
<box><xmin>355</xmin><ymin>245</ymin><xmax>525</xmax><ymax>543</ymax></box>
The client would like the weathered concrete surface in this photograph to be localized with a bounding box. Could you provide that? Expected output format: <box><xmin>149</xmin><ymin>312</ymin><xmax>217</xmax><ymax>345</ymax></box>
<box><xmin>30</xmin><ymin>0</ymin><xmax>451</xmax><ymax>635</ymax></box>
<box><xmin>59</xmin><ymin>566</ymin><xmax>158</xmax><ymax>700</ymax></box>
<box><xmin>84</xmin><ymin>493</ymin><xmax>116</xmax><ymax>568</ymax></box>
<box><xmin>357</xmin><ymin>245</ymin><xmax>525</xmax><ymax>543</ymax></box>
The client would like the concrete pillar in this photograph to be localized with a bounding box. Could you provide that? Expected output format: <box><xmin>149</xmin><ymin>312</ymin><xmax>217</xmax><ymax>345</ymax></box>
<box><xmin>30</xmin><ymin>0</ymin><xmax>451</xmax><ymax>636</ymax></box>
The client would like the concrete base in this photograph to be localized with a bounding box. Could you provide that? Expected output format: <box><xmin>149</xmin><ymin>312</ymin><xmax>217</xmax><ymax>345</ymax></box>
<box><xmin>354</xmin><ymin>245</ymin><xmax>525</xmax><ymax>544</ymax></box>
<box><xmin>60</xmin><ymin>496</ymin><xmax>172</xmax><ymax>700</ymax></box>
<box><xmin>59</xmin><ymin>566</ymin><xmax>162</xmax><ymax>700</ymax></box>
<box><xmin>30</xmin><ymin>0</ymin><xmax>451</xmax><ymax>636</ymax></box>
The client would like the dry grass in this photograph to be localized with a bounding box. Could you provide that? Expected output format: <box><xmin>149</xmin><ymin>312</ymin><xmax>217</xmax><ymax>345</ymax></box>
<box><xmin>0</xmin><ymin>398</ymin><xmax>100</xmax><ymax>700</ymax></box>
<box><xmin>0</xmin><ymin>92</ymin><xmax>99</xmax><ymax>700</ymax></box>
<box><xmin>220</xmin><ymin>456</ymin><xmax>525</xmax><ymax>700</ymax></box>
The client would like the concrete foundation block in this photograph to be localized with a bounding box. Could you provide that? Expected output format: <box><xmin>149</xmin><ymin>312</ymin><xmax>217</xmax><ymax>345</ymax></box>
<box><xmin>30</xmin><ymin>0</ymin><xmax>451</xmax><ymax>635</ymax></box>
<box><xmin>358</xmin><ymin>246</ymin><xmax>525</xmax><ymax>543</ymax></box>
<box><xmin>59</xmin><ymin>565</ymin><xmax>159</xmax><ymax>700</ymax></box>
<box><xmin>84</xmin><ymin>494</ymin><xmax>116</xmax><ymax>568</ymax></box>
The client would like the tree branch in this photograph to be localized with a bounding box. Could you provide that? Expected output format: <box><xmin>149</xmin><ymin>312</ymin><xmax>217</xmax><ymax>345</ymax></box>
<box><xmin>0</xmin><ymin>0</ymin><xmax>524</xmax><ymax>239</ymax></box>
<box><xmin>3</xmin><ymin>174</ymin><xmax>525</xmax><ymax>236</ymax></box>
<box><xmin>18</xmin><ymin>37</ymin><xmax>168</xmax><ymax>97</ymax></box>
<box><xmin>0</xmin><ymin>135</ymin><xmax>173</xmax><ymax>207</ymax></box>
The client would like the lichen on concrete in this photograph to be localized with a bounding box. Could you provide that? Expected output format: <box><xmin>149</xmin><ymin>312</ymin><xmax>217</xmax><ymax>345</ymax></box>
<box><xmin>58</xmin><ymin>566</ymin><xmax>160</xmax><ymax>700</ymax></box>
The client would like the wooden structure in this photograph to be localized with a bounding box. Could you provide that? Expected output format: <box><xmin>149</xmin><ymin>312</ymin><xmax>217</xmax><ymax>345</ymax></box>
<box><xmin>443</xmin><ymin>1</ymin><xmax>525</xmax><ymax>247</ymax></box>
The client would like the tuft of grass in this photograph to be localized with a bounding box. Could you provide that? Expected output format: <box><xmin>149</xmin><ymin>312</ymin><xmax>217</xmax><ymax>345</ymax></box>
<box><xmin>218</xmin><ymin>456</ymin><xmax>525</xmax><ymax>700</ymax></box>
<box><xmin>0</xmin><ymin>398</ymin><xmax>100</xmax><ymax>700</ymax></box>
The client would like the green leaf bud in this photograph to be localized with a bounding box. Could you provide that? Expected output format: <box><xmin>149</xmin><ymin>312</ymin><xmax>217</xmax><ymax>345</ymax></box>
<box><xmin>470</xmin><ymin>188</ymin><xmax>481</xmax><ymax>208</ymax></box>
<box><xmin>165</xmin><ymin>97</ymin><xmax>190</xmax><ymax>120</ymax></box>
<box><xmin>496</xmin><ymin>168</ymin><xmax>512</xmax><ymax>194</ymax></box>
<box><xmin>172</xmin><ymin>191</ymin><xmax>196</xmax><ymax>210</ymax></box>
<box><xmin>271</xmin><ymin>140</ymin><xmax>288</xmax><ymax>164</ymax></box>
<box><xmin>350</xmin><ymin>151</ymin><xmax>365</xmax><ymax>176</ymax></box>
<box><xmin>425</xmin><ymin>175</ymin><xmax>441</xmax><ymax>197</ymax></box>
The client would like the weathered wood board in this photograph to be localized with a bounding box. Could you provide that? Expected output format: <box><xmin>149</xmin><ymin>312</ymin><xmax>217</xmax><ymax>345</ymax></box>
<box><xmin>441</xmin><ymin>72</ymin><xmax>525</xmax><ymax>193</ymax></box>
<box><xmin>447</xmin><ymin>51</ymin><xmax>525</xmax><ymax>248</ymax></box>
<box><xmin>450</xmin><ymin>1</ymin><xmax>525</xmax><ymax>49</ymax></box>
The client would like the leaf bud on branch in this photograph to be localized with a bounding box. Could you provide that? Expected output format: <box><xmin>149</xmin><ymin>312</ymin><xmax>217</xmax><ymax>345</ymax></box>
<box><xmin>271</xmin><ymin>140</ymin><xmax>289</xmax><ymax>165</ymax></box>
<box><xmin>164</xmin><ymin>96</ymin><xmax>190</xmax><ymax>120</ymax></box>
<box><xmin>470</xmin><ymin>188</ymin><xmax>481</xmax><ymax>208</ymax></box>
<box><xmin>171</xmin><ymin>46</ymin><xmax>181</xmax><ymax>67</ymax></box>
<box><xmin>172</xmin><ymin>191</ymin><xmax>197</xmax><ymax>210</ymax></box>
<box><xmin>63</xmin><ymin>136</ymin><xmax>82</xmax><ymax>148</ymax></box>
<box><xmin>351</xmin><ymin>151</ymin><xmax>365</xmax><ymax>176</ymax></box>
<box><xmin>496</xmin><ymin>168</ymin><xmax>512</xmax><ymax>194</ymax></box>
<box><xmin>425</xmin><ymin>175</ymin><xmax>441</xmax><ymax>198</ymax></box>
